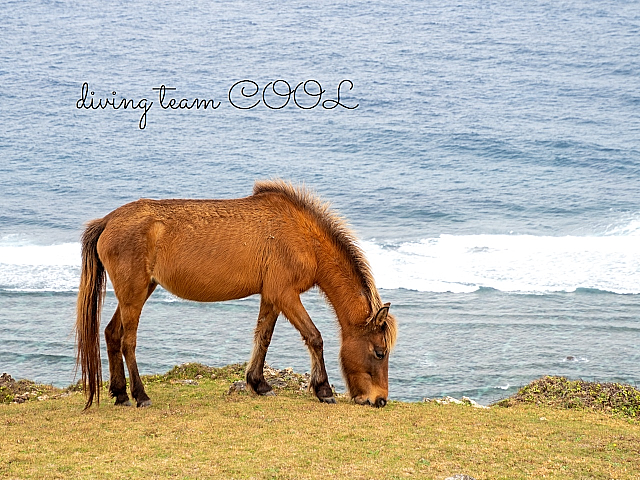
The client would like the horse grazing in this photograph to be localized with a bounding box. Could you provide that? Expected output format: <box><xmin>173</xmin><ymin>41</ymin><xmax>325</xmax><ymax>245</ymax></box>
<box><xmin>76</xmin><ymin>179</ymin><xmax>397</xmax><ymax>409</ymax></box>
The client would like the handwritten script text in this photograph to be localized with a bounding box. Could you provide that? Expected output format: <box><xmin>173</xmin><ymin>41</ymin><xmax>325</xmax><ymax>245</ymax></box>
<box><xmin>76</xmin><ymin>80</ymin><xmax>358</xmax><ymax>129</ymax></box>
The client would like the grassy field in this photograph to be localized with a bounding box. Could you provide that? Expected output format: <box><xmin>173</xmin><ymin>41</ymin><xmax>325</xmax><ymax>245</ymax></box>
<box><xmin>1</xmin><ymin>365</ymin><xmax>639</xmax><ymax>480</ymax></box>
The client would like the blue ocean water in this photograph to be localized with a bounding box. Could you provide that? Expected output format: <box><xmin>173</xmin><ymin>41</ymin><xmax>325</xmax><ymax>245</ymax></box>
<box><xmin>1</xmin><ymin>0</ymin><xmax>639</xmax><ymax>404</ymax></box>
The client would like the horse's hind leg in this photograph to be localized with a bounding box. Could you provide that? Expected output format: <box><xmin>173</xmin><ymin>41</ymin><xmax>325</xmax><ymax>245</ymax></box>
<box><xmin>105</xmin><ymin>282</ymin><xmax>157</xmax><ymax>406</ymax></box>
<box><xmin>246</xmin><ymin>298</ymin><xmax>280</xmax><ymax>395</ymax></box>
<box><xmin>117</xmin><ymin>282</ymin><xmax>157</xmax><ymax>408</ymax></box>
<box><xmin>104</xmin><ymin>306</ymin><xmax>130</xmax><ymax>405</ymax></box>
<box><xmin>276</xmin><ymin>292</ymin><xmax>335</xmax><ymax>404</ymax></box>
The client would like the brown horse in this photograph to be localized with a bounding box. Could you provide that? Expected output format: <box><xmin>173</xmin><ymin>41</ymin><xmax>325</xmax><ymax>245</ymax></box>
<box><xmin>76</xmin><ymin>179</ymin><xmax>397</xmax><ymax>409</ymax></box>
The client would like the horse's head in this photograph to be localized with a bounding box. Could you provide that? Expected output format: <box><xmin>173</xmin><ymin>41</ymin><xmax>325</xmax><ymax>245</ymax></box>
<box><xmin>340</xmin><ymin>302</ymin><xmax>397</xmax><ymax>408</ymax></box>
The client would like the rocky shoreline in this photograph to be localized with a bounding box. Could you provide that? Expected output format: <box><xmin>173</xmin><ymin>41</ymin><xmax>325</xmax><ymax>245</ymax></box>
<box><xmin>3</xmin><ymin>365</ymin><xmax>639</xmax><ymax>420</ymax></box>
<box><xmin>423</xmin><ymin>395</ymin><xmax>489</xmax><ymax>409</ymax></box>
<box><xmin>0</xmin><ymin>372</ymin><xmax>79</xmax><ymax>404</ymax></box>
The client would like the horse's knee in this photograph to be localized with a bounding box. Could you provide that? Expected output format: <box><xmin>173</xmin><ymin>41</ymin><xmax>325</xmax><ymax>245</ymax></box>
<box><xmin>307</xmin><ymin>333</ymin><xmax>323</xmax><ymax>352</ymax></box>
<box><xmin>254</xmin><ymin>325</ymin><xmax>274</xmax><ymax>347</ymax></box>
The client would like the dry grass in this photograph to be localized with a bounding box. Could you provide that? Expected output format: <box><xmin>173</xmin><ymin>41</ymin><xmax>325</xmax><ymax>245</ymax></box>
<box><xmin>2</xmin><ymin>366</ymin><xmax>640</xmax><ymax>479</ymax></box>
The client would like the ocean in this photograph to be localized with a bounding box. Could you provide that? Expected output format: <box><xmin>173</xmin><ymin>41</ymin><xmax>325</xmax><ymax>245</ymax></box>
<box><xmin>1</xmin><ymin>0</ymin><xmax>639</xmax><ymax>405</ymax></box>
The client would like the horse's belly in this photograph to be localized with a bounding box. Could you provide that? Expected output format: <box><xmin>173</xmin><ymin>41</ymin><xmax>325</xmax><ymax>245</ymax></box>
<box><xmin>161</xmin><ymin>282</ymin><xmax>258</xmax><ymax>302</ymax></box>
<box><xmin>152</xmin><ymin>253</ymin><xmax>262</xmax><ymax>303</ymax></box>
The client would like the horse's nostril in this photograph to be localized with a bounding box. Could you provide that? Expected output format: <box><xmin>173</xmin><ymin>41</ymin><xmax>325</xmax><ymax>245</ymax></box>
<box><xmin>374</xmin><ymin>397</ymin><xmax>387</xmax><ymax>408</ymax></box>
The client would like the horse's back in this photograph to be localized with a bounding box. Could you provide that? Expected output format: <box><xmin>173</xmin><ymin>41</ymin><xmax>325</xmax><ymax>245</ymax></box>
<box><xmin>96</xmin><ymin>195</ymin><xmax>318</xmax><ymax>302</ymax></box>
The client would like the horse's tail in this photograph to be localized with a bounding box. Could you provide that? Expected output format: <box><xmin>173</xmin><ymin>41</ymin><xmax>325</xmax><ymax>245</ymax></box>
<box><xmin>75</xmin><ymin>217</ymin><xmax>108</xmax><ymax>409</ymax></box>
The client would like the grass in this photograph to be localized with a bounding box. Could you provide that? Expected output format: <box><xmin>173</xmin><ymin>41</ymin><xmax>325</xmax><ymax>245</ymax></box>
<box><xmin>2</xmin><ymin>366</ymin><xmax>640</xmax><ymax>480</ymax></box>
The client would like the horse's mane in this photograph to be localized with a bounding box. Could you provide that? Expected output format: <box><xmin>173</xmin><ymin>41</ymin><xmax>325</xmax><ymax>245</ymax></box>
<box><xmin>252</xmin><ymin>179</ymin><xmax>384</xmax><ymax>317</ymax></box>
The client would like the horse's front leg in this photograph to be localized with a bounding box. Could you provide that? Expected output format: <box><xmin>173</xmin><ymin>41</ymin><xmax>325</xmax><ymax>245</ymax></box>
<box><xmin>277</xmin><ymin>292</ymin><xmax>335</xmax><ymax>404</ymax></box>
<box><xmin>246</xmin><ymin>298</ymin><xmax>280</xmax><ymax>395</ymax></box>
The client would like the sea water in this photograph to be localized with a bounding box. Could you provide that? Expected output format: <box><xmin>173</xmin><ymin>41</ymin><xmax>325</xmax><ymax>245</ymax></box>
<box><xmin>1</xmin><ymin>0</ymin><xmax>639</xmax><ymax>404</ymax></box>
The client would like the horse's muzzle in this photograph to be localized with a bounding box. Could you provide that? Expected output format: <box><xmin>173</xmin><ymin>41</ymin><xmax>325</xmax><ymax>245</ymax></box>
<box><xmin>374</xmin><ymin>397</ymin><xmax>387</xmax><ymax>408</ymax></box>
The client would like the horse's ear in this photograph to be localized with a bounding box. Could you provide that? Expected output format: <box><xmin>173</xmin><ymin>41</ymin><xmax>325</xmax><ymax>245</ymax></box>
<box><xmin>372</xmin><ymin>302</ymin><xmax>391</xmax><ymax>327</ymax></box>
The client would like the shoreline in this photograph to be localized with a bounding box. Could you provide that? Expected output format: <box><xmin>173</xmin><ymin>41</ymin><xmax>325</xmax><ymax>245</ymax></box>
<box><xmin>3</xmin><ymin>363</ymin><xmax>639</xmax><ymax>421</ymax></box>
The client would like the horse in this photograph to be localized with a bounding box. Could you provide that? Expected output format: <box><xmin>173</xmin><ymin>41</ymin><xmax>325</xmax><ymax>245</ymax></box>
<box><xmin>75</xmin><ymin>179</ymin><xmax>397</xmax><ymax>410</ymax></box>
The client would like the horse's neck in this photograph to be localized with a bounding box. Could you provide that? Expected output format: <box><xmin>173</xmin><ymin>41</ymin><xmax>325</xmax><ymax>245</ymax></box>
<box><xmin>315</xmin><ymin>242</ymin><xmax>371</xmax><ymax>328</ymax></box>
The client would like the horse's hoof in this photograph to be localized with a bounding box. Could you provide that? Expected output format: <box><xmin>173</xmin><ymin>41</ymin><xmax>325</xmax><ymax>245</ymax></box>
<box><xmin>115</xmin><ymin>399</ymin><xmax>132</xmax><ymax>407</ymax></box>
<box><xmin>137</xmin><ymin>399</ymin><xmax>152</xmax><ymax>408</ymax></box>
<box><xmin>319</xmin><ymin>396</ymin><xmax>337</xmax><ymax>404</ymax></box>
<box><xmin>248</xmin><ymin>378</ymin><xmax>274</xmax><ymax>396</ymax></box>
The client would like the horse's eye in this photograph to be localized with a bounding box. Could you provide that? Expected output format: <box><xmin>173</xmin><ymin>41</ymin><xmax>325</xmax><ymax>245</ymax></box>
<box><xmin>374</xmin><ymin>348</ymin><xmax>386</xmax><ymax>360</ymax></box>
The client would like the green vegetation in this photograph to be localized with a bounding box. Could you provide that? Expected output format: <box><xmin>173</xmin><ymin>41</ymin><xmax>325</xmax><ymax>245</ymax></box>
<box><xmin>2</xmin><ymin>367</ymin><xmax>640</xmax><ymax>479</ymax></box>
<box><xmin>0</xmin><ymin>372</ymin><xmax>81</xmax><ymax>405</ymax></box>
<box><xmin>496</xmin><ymin>375</ymin><xmax>640</xmax><ymax>420</ymax></box>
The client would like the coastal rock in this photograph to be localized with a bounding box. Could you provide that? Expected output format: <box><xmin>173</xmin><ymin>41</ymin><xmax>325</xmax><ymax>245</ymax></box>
<box><xmin>460</xmin><ymin>396</ymin><xmax>489</xmax><ymax>409</ymax></box>
<box><xmin>1</xmin><ymin>372</ymin><xmax>15</xmax><ymax>387</ymax></box>
<box><xmin>423</xmin><ymin>395</ymin><xmax>489</xmax><ymax>409</ymax></box>
<box><xmin>431</xmin><ymin>396</ymin><xmax>463</xmax><ymax>405</ymax></box>
<box><xmin>227</xmin><ymin>381</ymin><xmax>247</xmax><ymax>394</ymax></box>
<box><xmin>263</xmin><ymin>365</ymin><xmax>312</xmax><ymax>392</ymax></box>
<box><xmin>1</xmin><ymin>372</ymin><xmax>73</xmax><ymax>404</ymax></box>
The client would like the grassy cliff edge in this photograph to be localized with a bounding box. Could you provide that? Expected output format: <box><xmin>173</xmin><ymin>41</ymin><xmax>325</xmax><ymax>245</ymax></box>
<box><xmin>2</xmin><ymin>364</ymin><xmax>639</xmax><ymax>479</ymax></box>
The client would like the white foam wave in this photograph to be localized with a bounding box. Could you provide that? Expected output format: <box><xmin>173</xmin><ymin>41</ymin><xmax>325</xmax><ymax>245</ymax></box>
<box><xmin>0</xmin><ymin>242</ymin><xmax>81</xmax><ymax>292</ymax></box>
<box><xmin>1</xmin><ymin>227</ymin><xmax>639</xmax><ymax>295</ymax></box>
<box><xmin>363</xmin><ymin>233</ymin><xmax>640</xmax><ymax>294</ymax></box>
<box><xmin>603</xmin><ymin>216</ymin><xmax>640</xmax><ymax>237</ymax></box>
<box><xmin>0</xmin><ymin>242</ymin><xmax>80</xmax><ymax>266</ymax></box>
